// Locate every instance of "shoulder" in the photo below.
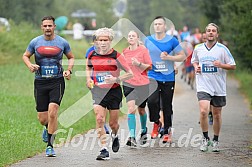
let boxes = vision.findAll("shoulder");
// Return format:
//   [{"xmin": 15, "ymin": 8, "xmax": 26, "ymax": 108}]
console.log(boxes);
[
  {"xmin": 145, "ymin": 35, "xmax": 154, "ymax": 42},
  {"xmin": 216, "ymin": 42, "xmax": 232, "ymax": 55},
  {"xmin": 30, "ymin": 35, "xmax": 43, "ymax": 43},
  {"xmin": 216, "ymin": 42, "xmax": 229, "ymax": 50},
  {"xmin": 55, "ymin": 35, "xmax": 69, "ymax": 43},
  {"xmin": 122, "ymin": 47, "xmax": 129, "ymax": 54},
  {"xmin": 138, "ymin": 45, "xmax": 148, "ymax": 52},
  {"xmin": 195, "ymin": 43, "xmax": 204, "ymax": 49}
]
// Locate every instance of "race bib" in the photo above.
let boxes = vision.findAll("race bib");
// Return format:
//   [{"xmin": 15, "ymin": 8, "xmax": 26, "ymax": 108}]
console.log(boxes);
[
  {"xmin": 96, "ymin": 72, "xmax": 111, "ymax": 85},
  {"xmin": 154, "ymin": 61, "xmax": 168, "ymax": 72},
  {"xmin": 202, "ymin": 64, "xmax": 218, "ymax": 73},
  {"xmin": 41, "ymin": 65, "xmax": 59, "ymax": 78}
]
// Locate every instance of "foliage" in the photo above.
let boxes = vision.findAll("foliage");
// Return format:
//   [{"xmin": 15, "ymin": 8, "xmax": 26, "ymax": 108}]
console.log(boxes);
[
  {"xmin": 0, "ymin": 0, "xmax": 59, "ymax": 25},
  {"xmin": 0, "ymin": 21, "xmax": 40, "ymax": 64},
  {"xmin": 233, "ymin": 69, "xmax": 252, "ymax": 109},
  {"xmin": 220, "ymin": 0, "xmax": 252, "ymax": 70},
  {"xmin": 199, "ymin": 0, "xmax": 224, "ymax": 25}
]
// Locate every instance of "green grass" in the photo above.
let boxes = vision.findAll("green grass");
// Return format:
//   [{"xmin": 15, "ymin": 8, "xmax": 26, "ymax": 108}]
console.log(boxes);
[
  {"xmin": 233, "ymin": 70, "xmax": 252, "ymax": 110},
  {"xmin": 0, "ymin": 63, "xmax": 96, "ymax": 166}
]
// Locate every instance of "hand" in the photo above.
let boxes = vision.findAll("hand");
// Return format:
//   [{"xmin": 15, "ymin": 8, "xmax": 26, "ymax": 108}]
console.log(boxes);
[
  {"xmin": 131, "ymin": 58, "xmax": 140, "ymax": 66},
  {"xmin": 160, "ymin": 52, "xmax": 169, "ymax": 60},
  {"xmin": 28, "ymin": 64, "xmax": 40, "ymax": 73},
  {"xmin": 174, "ymin": 68, "xmax": 178, "ymax": 75},
  {"xmin": 63, "ymin": 70, "xmax": 71, "ymax": 80},
  {"xmin": 104, "ymin": 75, "xmax": 116, "ymax": 84},
  {"xmin": 86, "ymin": 79, "xmax": 94, "ymax": 89},
  {"xmin": 195, "ymin": 65, "xmax": 201, "ymax": 74},
  {"xmin": 213, "ymin": 60, "xmax": 222, "ymax": 68}
]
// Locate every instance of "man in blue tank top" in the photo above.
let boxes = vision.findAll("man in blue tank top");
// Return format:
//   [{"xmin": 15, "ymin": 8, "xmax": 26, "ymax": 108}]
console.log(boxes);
[{"xmin": 22, "ymin": 16, "xmax": 74, "ymax": 157}]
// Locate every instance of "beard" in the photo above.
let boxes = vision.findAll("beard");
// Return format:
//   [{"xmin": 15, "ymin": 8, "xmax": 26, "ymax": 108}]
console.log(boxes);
[{"xmin": 45, "ymin": 31, "xmax": 52, "ymax": 37}]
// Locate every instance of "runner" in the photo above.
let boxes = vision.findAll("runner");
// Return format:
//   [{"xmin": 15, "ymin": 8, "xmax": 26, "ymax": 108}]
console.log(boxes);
[
  {"xmin": 191, "ymin": 23, "xmax": 236, "ymax": 152},
  {"xmin": 85, "ymin": 34, "xmax": 110, "ymax": 134},
  {"xmin": 122, "ymin": 30, "xmax": 152, "ymax": 147},
  {"xmin": 86, "ymin": 27, "xmax": 133, "ymax": 160},
  {"xmin": 145, "ymin": 16, "xmax": 185, "ymax": 143},
  {"xmin": 22, "ymin": 16, "xmax": 74, "ymax": 157}
]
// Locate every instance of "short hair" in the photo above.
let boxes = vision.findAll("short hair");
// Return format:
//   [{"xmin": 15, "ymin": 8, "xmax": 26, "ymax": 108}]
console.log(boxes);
[
  {"xmin": 94, "ymin": 27, "xmax": 114, "ymax": 41},
  {"xmin": 205, "ymin": 23, "xmax": 219, "ymax": 33},
  {"xmin": 153, "ymin": 16, "xmax": 166, "ymax": 23},
  {"xmin": 92, "ymin": 35, "xmax": 96, "ymax": 42},
  {"xmin": 41, "ymin": 16, "xmax": 55, "ymax": 23}
]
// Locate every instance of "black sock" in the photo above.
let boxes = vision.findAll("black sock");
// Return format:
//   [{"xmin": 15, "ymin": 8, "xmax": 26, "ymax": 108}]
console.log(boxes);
[
  {"xmin": 213, "ymin": 135, "xmax": 219, "ymax": 141},
  {"xmin": 47, "ymin": 133, "xmax": 55, "ymax": 147},
  {"xmin": 203, "ymin": 132, "xmax": 209, "ymax": 140}
]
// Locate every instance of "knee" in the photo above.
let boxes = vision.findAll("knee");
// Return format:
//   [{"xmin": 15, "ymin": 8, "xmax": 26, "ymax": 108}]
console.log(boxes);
[
  {"xmin": 128, "ymin": 106, "xmax": 136, "ymax": 114},
  {"xmin": 38, "ymin": 115, "xmax": 47, "ymax": 125},
  {"xmin": 213, "ymin": 113, "xmax": 221, "ymax": 120},
  {"xmin": 48, "ymin": 110, "xmax": 57, "ymax": 120},
  {"xmin": 200, "ymin": 110, "xmax": 209, "ymax": 118},
  {"xmin": 138, "ymin": 108, "xmax": 146, "ymax": 115},
  {"xmin": 96, "ymin": 114, "xmax": 105, "ymax": 125},
  {"xmin": 109, "ymin": 121, "xmax": 118, "ymax": 130}
]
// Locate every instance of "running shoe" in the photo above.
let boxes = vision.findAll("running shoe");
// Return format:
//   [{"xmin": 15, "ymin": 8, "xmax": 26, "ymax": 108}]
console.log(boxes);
[
  {"xmin": 111, "ymin": 134, "xmax": 120, "ymax": 152},
  {"xmin": 96, "ymin": 148, "xmax": 110, "ymax": 160},
  {"xmin": 151, "ymin": 122, "xmax": 160, "ymax": 139},
  {"xmin": 208, "ymin": 112, "xmax": 213, "ymax": 125},
  {"xmin": 104, "ymin": 124, "xmax": 110, "ymax": 134},
  {"xmin": 159, "ymin": 127, "xmax": 164, "ymax": 138},
  {"xmin": 126, "ymin": 137, "xmax": 137, "ymax": 148},
  {"xmin": 200, "ymin": 138, "xmax": 212, "ymax": 152},
  {"xmin": 162, "ymin": 133, "xmax": 172, "ymax": 143},
  {"xmin": 42, "ymin": 127, "xmax": 48, "ymax": 143},
  {"xmin": 45, "ymin": 146, "xmax": 56, "ymax": 157},
  {"xmin": 212, "ymin": 140, "xmax": 220, "ymax": 152},
  {"xmin": 140, "ymin": 127, "xmax": 148, "ymax": 145}
]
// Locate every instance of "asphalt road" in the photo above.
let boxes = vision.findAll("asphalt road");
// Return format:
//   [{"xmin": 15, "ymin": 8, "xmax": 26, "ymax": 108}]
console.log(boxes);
[{"xmin": 12, "ymin": 75, "xmax": 252, "ymax": 167}]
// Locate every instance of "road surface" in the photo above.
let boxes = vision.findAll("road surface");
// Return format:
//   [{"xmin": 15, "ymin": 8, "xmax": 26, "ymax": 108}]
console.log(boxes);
[{"xmin": 12, "ymin": 76, "xmax": 252, "ymax": 167}]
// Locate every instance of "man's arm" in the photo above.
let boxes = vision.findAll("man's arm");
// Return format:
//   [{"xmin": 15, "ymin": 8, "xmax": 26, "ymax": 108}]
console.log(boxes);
[
  {"xmin": 160, "ymin": 50, "xmax": 186, "ymax": 62},
  {"xmin": 63, "ymin": 51, "xmax": 74, "ymax": 80},
  {"xmin": 22, "ymin": 51, "xmax": 40, "ymax": 73},
  {"xmin": 213, "ymin": 61, "xmax": 236, "ymax": 70}
]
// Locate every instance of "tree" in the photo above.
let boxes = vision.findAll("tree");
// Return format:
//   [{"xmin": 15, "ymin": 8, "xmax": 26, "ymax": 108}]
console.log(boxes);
[{"xmin": 220, "ymin": 0, "xmax": 252, "ymax": 70}]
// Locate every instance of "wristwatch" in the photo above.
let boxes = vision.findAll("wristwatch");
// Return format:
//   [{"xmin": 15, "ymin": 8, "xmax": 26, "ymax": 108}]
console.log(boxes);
[{"xmin": 116, "ymin": 77, "xmax": 121, "ymax": 83}]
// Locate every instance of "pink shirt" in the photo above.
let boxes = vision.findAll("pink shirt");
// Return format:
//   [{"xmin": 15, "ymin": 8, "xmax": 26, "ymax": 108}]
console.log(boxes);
[{"xmin": 123, "ymin": 45, "xmax": 152, "ymax": 86}]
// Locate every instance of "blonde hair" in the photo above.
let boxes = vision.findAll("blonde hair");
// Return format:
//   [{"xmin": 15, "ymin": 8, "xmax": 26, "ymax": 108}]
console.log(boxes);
[{"xmin": 94, "ymin": 27, "xmax": 115, "ymax": 41}]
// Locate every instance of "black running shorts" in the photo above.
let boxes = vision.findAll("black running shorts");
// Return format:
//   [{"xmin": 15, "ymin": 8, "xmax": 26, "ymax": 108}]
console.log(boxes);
[
  {"xmin": 34, "ymin": 77, "xmax": 65, "ymax": 112},
  {"xmin": 91, "ymin": 86, "xmax": 122, "ymax": 110}
]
